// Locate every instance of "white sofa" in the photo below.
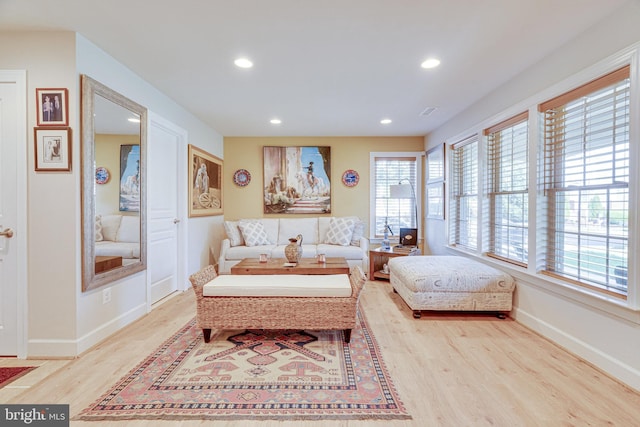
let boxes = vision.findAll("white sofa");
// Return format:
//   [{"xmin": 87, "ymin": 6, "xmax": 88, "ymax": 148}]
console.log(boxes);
[
  {"xmin": 95, "ymin": 214, "xmax": 140, "ymax": 264},
  {"xmin": 218, "ymin": 217, "xmax": 369, "ymax": 274}
]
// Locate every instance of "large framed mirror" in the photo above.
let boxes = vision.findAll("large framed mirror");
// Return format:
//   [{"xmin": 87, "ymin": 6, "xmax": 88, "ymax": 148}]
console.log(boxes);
[{"xmin": 81, "ymin": 74, "xmax": 147, "ymax": 292}]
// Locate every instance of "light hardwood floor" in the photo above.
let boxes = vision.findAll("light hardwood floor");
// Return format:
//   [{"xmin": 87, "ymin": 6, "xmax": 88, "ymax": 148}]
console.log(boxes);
[{"xmin": 3, "ymin": 280, "xmax": 640, "ymax": 426}]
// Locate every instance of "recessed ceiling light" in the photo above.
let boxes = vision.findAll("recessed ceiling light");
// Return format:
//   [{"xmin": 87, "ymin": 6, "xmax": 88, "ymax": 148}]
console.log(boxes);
[
  {"xmin": 421, "ymin": 58, "xmax": 441, "ymax": 69},
  {"xmin": 380, "ymin": 118, "xmax": 392, "ymax": 125},
  {"xmin": 234, "ymin": 58, "xmax": 253, "ymax": 68},
  {"xmin": 270, "ymin": 118, "xmax": 282, "ymax": 124}
]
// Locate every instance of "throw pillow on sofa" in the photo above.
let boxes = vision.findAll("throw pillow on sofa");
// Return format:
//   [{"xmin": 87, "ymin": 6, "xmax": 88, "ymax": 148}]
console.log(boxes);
[
  {"xmin": 95, "ymin": 215, "xmax": 104, "ymax": 242},
  {"xmin": 324, "ymin": 217, "xmax": 356, "ymax": 246},
  {"xmin": 224, "ymin": 221, "xmax": 245, "ymax": 247},
  {"xmin": 350, "ymin": 218, "xmax": 365, "ymax": 246},
  {"xmin": 100, "ymin": 214, "xmax": 123, "ymax": 242},
  {"xmin": 238, "ymin": 220, "xmax": 271, "ymax": 247}
]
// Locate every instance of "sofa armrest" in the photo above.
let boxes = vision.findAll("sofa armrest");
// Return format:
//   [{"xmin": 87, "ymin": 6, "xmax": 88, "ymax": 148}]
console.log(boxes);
[
  {"xmin": 357, "ymin": 236, "xmax": 369, "ymax": 252},
  {"xmin": 218, "ymin": 238, "xmax": 231, "ymax": 266}
]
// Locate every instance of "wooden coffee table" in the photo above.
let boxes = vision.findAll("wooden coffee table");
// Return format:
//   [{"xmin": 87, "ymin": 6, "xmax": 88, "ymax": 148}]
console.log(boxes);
[{"xmin": 231, "ymin": 257, "xmax": 349, "ymax": 275}]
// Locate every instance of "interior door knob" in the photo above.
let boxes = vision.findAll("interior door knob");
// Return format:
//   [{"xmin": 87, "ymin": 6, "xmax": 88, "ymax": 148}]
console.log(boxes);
[
  {"xmin": 173, "ymin": 218, "xmax": 180, "ymax": 224},
  {"xmin": 0, "ymin": 228, "xmax": 14, "ymax": 238}
]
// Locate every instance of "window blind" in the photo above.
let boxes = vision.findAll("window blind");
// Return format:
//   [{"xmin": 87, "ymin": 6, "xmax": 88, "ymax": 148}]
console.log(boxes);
[
  {"xmin": 485, "ymin": 112, "xmax": 529, "ymax": 266},
  {"xmin": 373, "ymin": 156, "xmax": 419, "ymax": 237},
  {"xmin": 539, "ymin": 66, "xmax": 630, "ymax": 296},
  {"xmin": 449, "ymin": 135, "xmax": 478, "ymax": 250}
]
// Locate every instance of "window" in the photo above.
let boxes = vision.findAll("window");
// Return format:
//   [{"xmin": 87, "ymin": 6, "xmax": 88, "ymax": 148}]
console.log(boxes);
[
  {"xmin": 370, "ymin": 153, "xmax": 422, "ymax": 238},
  {"xmin": 485, "ymin": 112, "xmax": 529, "ymax": 266},
  {"xmin": 449, "ymin": 136, "xmax": 478, "ymax": 250},
  {"xmin": 538, "ymin": 66, "xmax": 630, "ymax": 297}
]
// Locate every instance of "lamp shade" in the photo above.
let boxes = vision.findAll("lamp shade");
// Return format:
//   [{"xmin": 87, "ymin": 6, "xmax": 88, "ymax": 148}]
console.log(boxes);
[{"xmin": 389, "ymin": 184, "xmax": 413, "ymax": 199}]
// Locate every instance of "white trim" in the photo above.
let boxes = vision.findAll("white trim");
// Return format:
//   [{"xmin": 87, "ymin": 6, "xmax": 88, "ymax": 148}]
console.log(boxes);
[
  {"xmin": 369, "ymin": 151, "xmax": 424, "ymax": 240},
  {"xmin": 27, "ymin": 302, "xmax": 147, "ymax": 357},
  {"xmin": 513, "ymin": 305, "xmax": 640, "ymax": 391}
]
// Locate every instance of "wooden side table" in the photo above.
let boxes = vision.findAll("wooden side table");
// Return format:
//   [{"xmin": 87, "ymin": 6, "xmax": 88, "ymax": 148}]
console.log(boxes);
[{"xmin": 369, "ymin": 247, "xmax": 421, "ymax": 281}]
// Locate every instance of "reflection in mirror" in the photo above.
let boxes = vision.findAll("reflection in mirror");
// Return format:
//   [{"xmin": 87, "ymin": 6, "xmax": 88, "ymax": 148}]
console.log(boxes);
[{"xmin": 81, "ymin": 75, "xmax": 147, "ymax": 292}]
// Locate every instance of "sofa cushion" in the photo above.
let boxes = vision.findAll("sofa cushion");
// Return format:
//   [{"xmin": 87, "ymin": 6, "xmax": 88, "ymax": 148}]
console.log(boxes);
[
  {"xmin": 100, "ymin": 214, "xmax": 123, "ymax": 241},
  {"xmin": 95, "ymin": 241, "xmax": 140, "ymax": 258},
  {"xmin": 260, "ymin": 218, "xmax": 280, "ymax": 244},
  {"xmin": 238, "ymin": 220, "xmax": 271, "ymax": 246},
  {"xmin": 224, "ymin": 221, "xmax": 245, "ymax": 247},
  {"xmin": 317, "ymin": 243, "xmax": 364, "ymax": 260},
  {"xmin": 203, "ymin": 274, "xmax": 352, "ymax": 297},
  {"xmin": 225, "ymin": 245, "xmax": 276, "ymax": 260},
  {"xmin": 324, "ymin": 217, "xmax": 356, "ymax": 246},
  {"xmin": 116, "ymin": 215, "xmax": 140, "ymax": 243},
  {"xmin": 277, "ymin": 218, "xmax": 319, "ymax": 245}
]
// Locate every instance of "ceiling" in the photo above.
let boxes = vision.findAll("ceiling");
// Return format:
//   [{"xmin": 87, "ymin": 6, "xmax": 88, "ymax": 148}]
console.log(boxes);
[{"xmin": 0, "ymin": 0, "xmax": 630, "ymax": 137}]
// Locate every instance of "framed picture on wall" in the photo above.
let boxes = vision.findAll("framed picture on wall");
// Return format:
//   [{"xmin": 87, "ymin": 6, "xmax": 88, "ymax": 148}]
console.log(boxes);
[
  {"xmin": 34, "ymin": 126, "xmax": 71, "ymax": 171},
  {"xmin": 263, "ymin": 146, "xmax": 331, "ymax": 214},
  {"xmin": 189, "ymin": 144, "xmax": 223, "ymax": 217},
  {"xmin": 119, "ymin": 145, "xmax": 141, "ymax": 212},
  {"xmin": 36, "ymin": 88, "xmax": 68, "ymax": 126}
]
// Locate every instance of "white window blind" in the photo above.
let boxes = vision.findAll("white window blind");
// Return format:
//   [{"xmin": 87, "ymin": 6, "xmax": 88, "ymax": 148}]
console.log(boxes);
[
  {"xmin": 372, "ymin": 155, "xmax": 420, "ymax": 237},
  {"xmin": 485, "ymin": 112, "xmax": 529, "ymax": 266},
  {"xmin": 449, "ymin": 136, "xmax": 478, "ymax": 250},
  {"xmin": 539, "ymin": 66, "xmax": 630, "ymax": 297}
]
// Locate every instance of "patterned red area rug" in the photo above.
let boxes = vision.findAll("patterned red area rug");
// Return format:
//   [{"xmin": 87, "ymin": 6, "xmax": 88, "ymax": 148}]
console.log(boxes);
[
  {"xmin": 0, "ymin": 366, "xmax": 36, "ymax": 388},
  {"xmin": 76, "ymin": 311, "xmax": 410, "ymax": 421}
]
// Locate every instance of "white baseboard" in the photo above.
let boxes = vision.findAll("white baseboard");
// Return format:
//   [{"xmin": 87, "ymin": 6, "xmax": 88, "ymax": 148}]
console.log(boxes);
[
  {"xmin": 27, "ymin": 303, "xmax": 147, "ymax": 358},
  {"xmin": 513, "ymin": 307, "xmax": 640, "ymax": 392}
]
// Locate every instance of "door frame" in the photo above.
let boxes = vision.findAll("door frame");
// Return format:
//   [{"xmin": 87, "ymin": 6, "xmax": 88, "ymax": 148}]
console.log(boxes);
[
  {"xmin": 145, "ymin": 111, "xmax": 188, "ymax": 311},
  {"xmin": 1, "ymin": 70, "xmax": 28, "ymax": 358}
]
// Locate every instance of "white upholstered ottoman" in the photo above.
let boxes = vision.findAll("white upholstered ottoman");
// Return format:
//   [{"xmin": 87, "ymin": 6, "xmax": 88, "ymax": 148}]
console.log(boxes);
[{"xmin": 388, "ymin": 256, "xmax": 515, "ymax": 318}]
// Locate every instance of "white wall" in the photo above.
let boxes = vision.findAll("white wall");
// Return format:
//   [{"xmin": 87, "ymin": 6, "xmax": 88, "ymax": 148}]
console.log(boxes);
[
  {"xmin": 0, "ymin": 30, "xmax": 223, "ymax": 357},
  {"xmin": 75, "ymin": 34, "xmax": 224, "ymax": 354},
  {"xmin": 424, "ymin": 1, "xmax": 640, "ymax": 390}
]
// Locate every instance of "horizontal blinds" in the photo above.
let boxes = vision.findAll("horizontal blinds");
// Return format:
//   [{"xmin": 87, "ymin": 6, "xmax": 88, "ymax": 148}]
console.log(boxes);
[
  {"xmin": 485, "ymin": 113, "xmax": 529, "ymax": 265},
  {"xmin": 374, "ymin": 156, "xmax": 418, "ymax": 236},
  {"xmin": 449, "ymin": 135, "xmax": 478, "ymax": 250},
  {"xmin": 540, "ymin": 68, "xmax": 630, "ymax": 296}
]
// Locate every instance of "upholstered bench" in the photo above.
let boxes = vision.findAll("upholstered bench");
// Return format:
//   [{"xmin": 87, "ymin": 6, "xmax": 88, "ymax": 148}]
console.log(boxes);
[
  {"xmin": 189, "ymin": 266, "xmax": 366, "ymax": 343},
  {"xmin": 388, "ymin": 256, "xmax": 515, "ymax": 319}
]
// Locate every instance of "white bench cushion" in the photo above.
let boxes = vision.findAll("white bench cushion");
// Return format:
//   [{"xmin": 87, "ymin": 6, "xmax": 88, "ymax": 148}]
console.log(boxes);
[{"xmin": 203, "ymin": 274, "xmax": 352, "ymax": 297}]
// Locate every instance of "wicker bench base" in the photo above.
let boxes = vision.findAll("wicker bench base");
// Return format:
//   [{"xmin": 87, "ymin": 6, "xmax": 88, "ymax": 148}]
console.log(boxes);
[{"xmin": 189, "ymin": 266, "xmax": 366, "ymax": 343}]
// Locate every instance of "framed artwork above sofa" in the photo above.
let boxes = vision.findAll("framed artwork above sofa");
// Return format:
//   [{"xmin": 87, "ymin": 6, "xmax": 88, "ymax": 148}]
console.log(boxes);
[{"xmin": 263, "ymin": 146, "xmax": 331, "ymax": 214}]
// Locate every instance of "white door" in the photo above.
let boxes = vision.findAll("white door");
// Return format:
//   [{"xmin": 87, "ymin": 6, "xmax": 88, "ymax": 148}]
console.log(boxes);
[
  {"xmin": 147, "ymin": 112, "xmax": 186, "ymax": 305},
  {"xmin": 0, "ymin": 71, "xmax": 27, "ymax": 356}
]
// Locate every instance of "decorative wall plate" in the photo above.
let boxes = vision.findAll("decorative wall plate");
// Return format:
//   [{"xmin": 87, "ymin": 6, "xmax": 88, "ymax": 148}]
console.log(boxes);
[
  {"xmin": 233, "ymin": 169, "xmax": 251, "ymax": 187},
  {"xmin": 342, "ymin": 169, "xmax": 359, "ymax": 187},
  {"xmin": 95, "ymin": 167, "xmax": 110, "ymax": 184}
]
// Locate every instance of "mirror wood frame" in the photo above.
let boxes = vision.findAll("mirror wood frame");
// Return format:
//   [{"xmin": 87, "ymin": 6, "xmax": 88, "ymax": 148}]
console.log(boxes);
[{"xmin": 81, "ymin": 74, "xmax": 148, "ymax": 292}]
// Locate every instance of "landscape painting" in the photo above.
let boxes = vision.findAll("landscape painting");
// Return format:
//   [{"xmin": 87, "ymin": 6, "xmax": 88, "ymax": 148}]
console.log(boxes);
[{"xmin": 263, "ymin": 146, "xmax": 331, "ymax": 214}]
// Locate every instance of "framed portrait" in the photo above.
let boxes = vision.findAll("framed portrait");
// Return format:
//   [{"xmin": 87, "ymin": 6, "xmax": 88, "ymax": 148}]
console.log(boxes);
[
  {"xmin": 427, "ymin": 182, "xmax": 445, "ymax": 219},
  {"xmin": 34, "ymin": 127, "xmax": 71, "ymax": 171},
  {"xmin": 119, "ymin": 145, "xmax": 141, "ymax": 212},
  {"xmin": 189, "ymin": 144, "xmax": 223, "ymax": 217},
  {"xmin": 36, "ymin": 88, "xmax": 68, "ymax": 126},
  {"xmin": 263, "ymin": 146, "xmax": 331, "ymax": 214},
  {"xmin": 427, "ymin": 142, "xmax": 445, "ymax": 183}
]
